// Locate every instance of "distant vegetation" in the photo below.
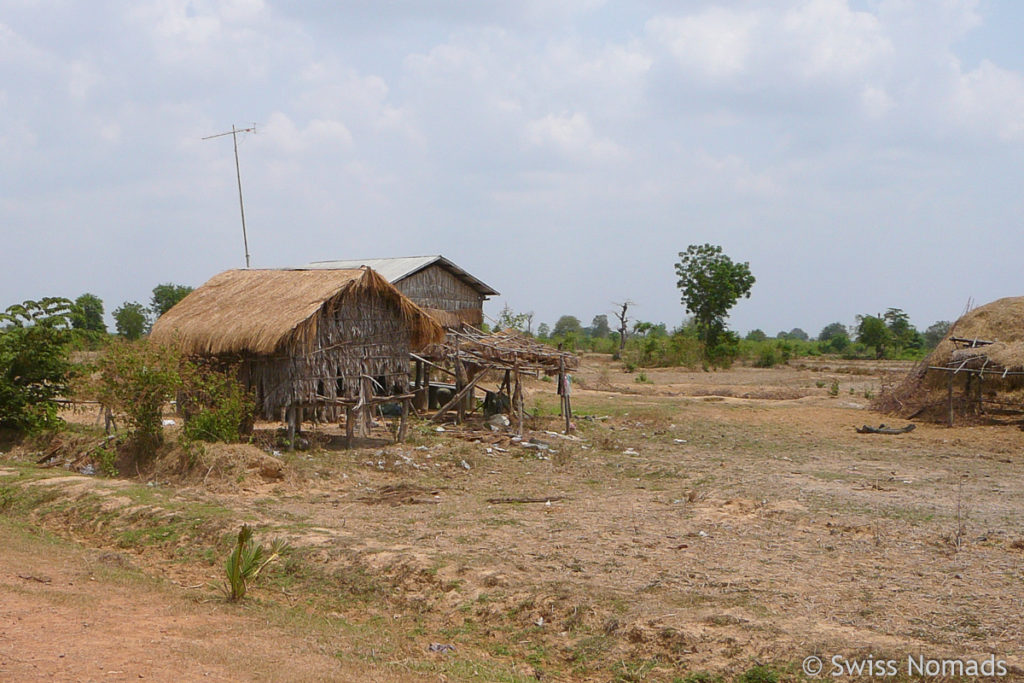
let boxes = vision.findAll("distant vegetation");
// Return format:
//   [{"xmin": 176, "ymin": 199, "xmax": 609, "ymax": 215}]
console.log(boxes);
[
  {"xmin": 495, "ymin": 248, "xmax": 947, "ymax": 370},
  {"xmin": 515, "ymin": 306, "xmax": 947, "ymax": 371}
]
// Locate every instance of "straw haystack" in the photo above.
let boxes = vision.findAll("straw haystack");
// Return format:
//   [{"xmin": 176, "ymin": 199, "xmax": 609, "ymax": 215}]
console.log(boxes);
[
  {"xmin": 878, "ymin": 296, "xmax": 1024, "ymax": 423},
  {"xmin": 151, "ymin": 267, "xmax": 444, "ymax": 418}
]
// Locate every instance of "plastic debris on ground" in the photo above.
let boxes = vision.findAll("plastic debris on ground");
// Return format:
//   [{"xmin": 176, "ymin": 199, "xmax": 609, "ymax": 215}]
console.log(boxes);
[{"xmin": 428, "ymin": 643, "xmax": 455, "ymax": 653}]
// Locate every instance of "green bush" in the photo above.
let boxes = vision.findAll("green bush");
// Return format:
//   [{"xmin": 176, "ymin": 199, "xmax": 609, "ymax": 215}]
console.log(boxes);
[
  {"xmin": 753, "ymin": 345, "xmax": 779, "ymax": 368},
  {"xmin": 0, "ymin": 298, "xmax": 74, "ymax": 432},
  {"xmin": 735, "ymin": 665, "xmax": 779, "ymax": 683},
  {"xmin": 95, "ymin": 339, "xmax": 181, "ymax": 452},
  {"xmin": 180, "ymin": 361, "xmax": 255, "ymax": 443}
]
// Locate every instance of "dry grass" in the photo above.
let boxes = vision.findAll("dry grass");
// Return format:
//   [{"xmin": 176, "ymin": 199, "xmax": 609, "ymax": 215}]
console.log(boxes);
[{"xmin": 5, "ymin": 355, "xmax": 1024, "ymax": 680}]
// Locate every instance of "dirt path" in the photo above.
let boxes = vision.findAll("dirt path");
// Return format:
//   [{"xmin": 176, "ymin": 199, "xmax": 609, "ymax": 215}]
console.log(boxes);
[{"xmin": 0, "ymin": 520, "xmax": 400, "ymax": 682}]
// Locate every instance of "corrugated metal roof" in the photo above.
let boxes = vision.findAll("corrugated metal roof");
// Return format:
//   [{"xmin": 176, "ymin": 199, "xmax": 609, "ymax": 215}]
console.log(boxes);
[{"xmin": 301, "ymin": 255, "xmax": 499, "ymax": 297}]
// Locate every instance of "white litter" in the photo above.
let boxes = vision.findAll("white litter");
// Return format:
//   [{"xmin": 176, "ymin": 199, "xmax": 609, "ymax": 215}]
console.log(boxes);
[{"xmin": 162, "ymin": 419, "xmax": 176, "ymax": 426}]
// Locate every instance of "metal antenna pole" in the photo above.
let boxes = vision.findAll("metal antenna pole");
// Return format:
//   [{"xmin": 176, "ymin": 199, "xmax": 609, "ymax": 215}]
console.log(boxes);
[{"xmin": 203, "ymin": 124, "xmax": 256, "ymax": 268}]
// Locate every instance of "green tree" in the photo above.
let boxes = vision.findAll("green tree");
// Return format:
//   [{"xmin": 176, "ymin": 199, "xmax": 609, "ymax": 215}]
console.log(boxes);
[
  {"xmin": 745, "ymin": 329, "xmax": 767, "ymax": 342},
  {"xmin": 495, "ymin": 303, "xmax": 531, "ymax": 332},
  {"xmin": 923, "ymin": 320, "xmax": 951, "ymax": 348},
  {"xmin": 788, "ymin": 327, "xmax": 808, "ymax": 341},
  {"xmin": 675, "ymin": 244, "xmax": 755, "ymax": 350},
  {"xmin": 150, "ymin": 283, "xmax": 194, "ymax": 319},
  {"xmin": 553, "ymin": 315, "xmax": 583, "ymax": 338},
  {"xmin": 883, "ymin": 307, "xmax": 921, "ymax": 351},
  {"xmin": 825, "ymin": 333, "xmax": 850, "ymax": 353},
  {"xmin": 536, "ymin": 322, "xmax": 551, "ymax": 339},
  {"xmin": 114, "ymin": 302, "xmax": 149, "ymax": 340},
  {"xmin": 589, "ymin": 314, "xmax": 611, "ymax": 338},
  {"xmin": 0, "ymin": 298, "xmax": 74, "ymax": 431},
  {"xmin": 856, "ymin": 315, "xmax": 890, "ymax": 359},
  {"xmin": 818, "ymin": 322, "xmax": 848, "ymax": 342},
  {"xmin": 70, "ymin": 293, "xmax": 107, "ymax": 333}
]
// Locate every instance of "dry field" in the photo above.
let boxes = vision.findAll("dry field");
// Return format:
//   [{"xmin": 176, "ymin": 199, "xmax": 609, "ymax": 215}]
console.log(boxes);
[{"xmin": 2, "ymin": 355, "xmax": 1024, "ymax": 682}]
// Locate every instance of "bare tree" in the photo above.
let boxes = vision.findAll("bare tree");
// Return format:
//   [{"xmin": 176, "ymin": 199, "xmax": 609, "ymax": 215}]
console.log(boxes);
[{"xmin": 612, "ymin": 300, "xmax": 634, "ymax": 359}]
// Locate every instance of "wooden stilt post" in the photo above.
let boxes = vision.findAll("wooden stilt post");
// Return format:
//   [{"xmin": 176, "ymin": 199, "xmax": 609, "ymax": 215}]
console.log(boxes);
[
  {"xmin": 397, "ymin": 397, "xmax": 410, "ymax": 443},
  {"xmin": 557, "ymin": 343, "xmax": 565, "ymax": 417},
  {"xmin": 977, "ymin": 373, "xmax": 984, "ymax": 415},
  {"xmin": 360, "ymin": 374, "xmax": 372, "ymax": 436},
  {"xmin": 513, "ymin": 354, "xmax": 524, "ymax": 438},
  {"xmin": 947, "ymin": 371, "xmax": 955, "ymax": 427},
  {"xmin": 286, "ymin": 405, "xmax": 296, "ymax": 451},
  {"xmin": 345, "ymin": 406, "xmax": 354, "ymax": 448},
  {"xmin": 564, "ymin": 392, "xmax": 572, "ymax": 434},
  {"xmin": 454, "ymin": 338, "xmax": 466, "ymax": 425}
]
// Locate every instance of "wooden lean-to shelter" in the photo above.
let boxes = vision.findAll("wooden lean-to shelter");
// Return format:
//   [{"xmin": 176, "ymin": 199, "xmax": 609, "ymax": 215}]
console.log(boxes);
[
  {"xmin": 302, "ymin": 255, "xmax": 498, "ymax": 328},
  {"xmin": 877, "ymin": 296, "xmax": 1024, "ymax": 425},
  {"xmin": 149, "ymin": 267, "xmax": 444, "ymax": 443}
]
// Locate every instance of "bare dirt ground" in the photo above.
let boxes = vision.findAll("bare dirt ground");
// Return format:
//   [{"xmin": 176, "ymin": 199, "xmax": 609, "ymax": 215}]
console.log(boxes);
[{"xmin": 3, "ymin": 355, "xmax": 1024, "ymax": 681}]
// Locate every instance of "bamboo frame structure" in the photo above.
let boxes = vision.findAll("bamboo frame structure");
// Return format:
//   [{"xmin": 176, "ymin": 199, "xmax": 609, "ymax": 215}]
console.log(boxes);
[{"xmin": 418, "ymin": 327, "xmax": 579, "ymax": 433}]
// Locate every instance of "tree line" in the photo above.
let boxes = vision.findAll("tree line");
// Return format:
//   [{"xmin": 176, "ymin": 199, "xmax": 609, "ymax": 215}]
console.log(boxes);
[
  {"xmin": 496, "ymin": 244, "xmax": 951, "ymax": 367},
  {"xmin": 55, "ymin": 283, "xmax": 194, "ymax": 343}
]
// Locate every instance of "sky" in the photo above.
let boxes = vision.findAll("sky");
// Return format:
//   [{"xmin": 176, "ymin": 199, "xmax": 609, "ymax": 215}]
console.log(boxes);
[{"xmin": 2, "ymin": 0, "xmax": 1023, "ymax": 337}]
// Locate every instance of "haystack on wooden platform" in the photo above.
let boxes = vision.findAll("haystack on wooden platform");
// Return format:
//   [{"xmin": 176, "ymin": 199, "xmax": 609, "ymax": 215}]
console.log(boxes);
[
  {"xmin": 150, "ymin": 267, "xmax": 444, "ymax": 442},
  {"xmin": 878, "ymin": 297, "xmax": 1024, "ymax": 425},
  {"xmin": 302, "ymin": 255, "xmax": 498, "ymax": 328}
]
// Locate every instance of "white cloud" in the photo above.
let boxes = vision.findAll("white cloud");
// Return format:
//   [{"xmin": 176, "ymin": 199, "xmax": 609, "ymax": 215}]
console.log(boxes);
[
  {"xmin": 259, "ymin": 112, "xmax": 353, "ymax": 154},
  {"xmin": 861, "ymin": 85, "xmax": 894, "ymax": 119},
  {"xmin": 646, "ymin": 8, "xmax": 758, "ymax": 80},
  {"xmin": 67, "ymin": 60, "xmax": 100, "ymax": 100},
  {"xmin": 647, "ymin": 1, "xmax": 891, "ymax": 84},
  {"xmin": 950, "ymin": 60, "xmax": 1024, "ymax": 140},
  {"xmin": 526, "ymin": 111, "xmax": 624, "ymax": 160},
  {"xmin": 782, "ymin": 0, "xmax": 892, "ymax": 79}
]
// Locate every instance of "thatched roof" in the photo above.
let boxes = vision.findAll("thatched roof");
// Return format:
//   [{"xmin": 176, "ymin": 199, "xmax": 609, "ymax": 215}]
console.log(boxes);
[{"xmin": 150, "ymin": 267, "xmax": 444, "ymax": 356}]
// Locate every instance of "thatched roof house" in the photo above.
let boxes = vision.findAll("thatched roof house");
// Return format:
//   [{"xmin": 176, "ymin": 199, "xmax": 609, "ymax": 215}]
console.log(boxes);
[
  {"xmin": 301, "ymin": 255, "xmax": 498, "ymax": 328},
  {"xmin": 878, "ymin": 296, "xmax": 1024, "ymax": 423},
  {"xmin": 150, "ymin": 267, "xmax": 444, "ymax": 418}
]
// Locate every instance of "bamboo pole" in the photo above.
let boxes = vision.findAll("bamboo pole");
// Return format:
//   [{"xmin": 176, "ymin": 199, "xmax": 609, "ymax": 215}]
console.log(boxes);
[
  {"xmin": 947, "ymin": 371, "xmax": 954, "ymax": 427},
  {"xmin": 455, "ymin": 337, "xmax": 466, "ymax": 424},
  {"xmin": 397, "ymin": 397, "xmax": 410, "ymax": 443},
  {"xmin": 345, "ymin": 406, "xmax": 354, "ymax": 448},
  {"xmin": 286, "ymin": 405, "xmax": 296, "ymax": 451},
  {"xmin": 514, "ymin": 354, "xmax": 524, "ymax": 438}
]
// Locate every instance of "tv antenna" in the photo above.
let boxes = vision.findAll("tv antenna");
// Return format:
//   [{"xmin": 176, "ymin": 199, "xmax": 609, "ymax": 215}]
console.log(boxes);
[{"xmin": 203, "ymin": 124, "xmax": 256, "ymax": 268}]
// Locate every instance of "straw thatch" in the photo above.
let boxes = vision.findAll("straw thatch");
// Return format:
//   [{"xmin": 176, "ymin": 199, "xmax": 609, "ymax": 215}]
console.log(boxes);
[
  {"xmin": 151, "ymin": 267, "xmax": 443, "ymax": 355},
  {"xmin": 151, "ymin": 267, "xmax": 444, "ymax": 417},
  {"xmin": 877, "ymin": 296, "xmax": 1024, "ymax": 421}
]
